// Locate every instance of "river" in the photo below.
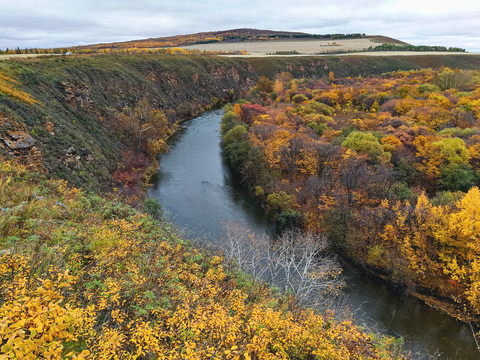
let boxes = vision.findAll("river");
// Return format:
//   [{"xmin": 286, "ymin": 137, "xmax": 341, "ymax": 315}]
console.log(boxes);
[{"xmin": 148, "ymin": 109, "xmax": 478, "ymax": 359}]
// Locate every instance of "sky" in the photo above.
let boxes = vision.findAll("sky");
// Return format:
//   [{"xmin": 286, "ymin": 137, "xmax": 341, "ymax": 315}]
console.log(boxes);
[{"xmin": 1, "ymin": 0, "xmax": 479, "ymax": 52}]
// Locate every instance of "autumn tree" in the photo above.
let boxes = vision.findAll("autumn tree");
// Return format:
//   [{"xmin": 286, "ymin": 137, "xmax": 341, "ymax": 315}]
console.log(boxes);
[
  {"xmin": 328, "ymin": 71, "xmax": 335, "ymax": 83},
  {"xmin": 275, "ymin": 71, "xmax": 293, "ymax": 88},
  {"xmin": 255, "ymin": 76, "xmax": 273, "ymax": 93},
  {"xmin": 342, "ymin": 131, "xmax": 391, "ymax": 164},
  {"xmin": 122, "ymin": 98, "xmax": 169, "ymax": 157},
  {"xmin": 273, "ymin": 79, "xmax": 284, "ymax": 95},
  {"xmin": 433, "ymin": 67, "xmax": 472, "ymax": 90}
]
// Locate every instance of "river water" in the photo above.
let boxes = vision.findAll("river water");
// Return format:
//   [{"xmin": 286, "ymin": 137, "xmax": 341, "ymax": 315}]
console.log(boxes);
[{"xmin": 148, "ymin": 109, "xmax": 478, "ymax": 359}]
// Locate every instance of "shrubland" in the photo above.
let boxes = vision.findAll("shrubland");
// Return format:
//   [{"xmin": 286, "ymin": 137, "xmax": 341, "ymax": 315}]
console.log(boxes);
[
  {"xmin": 0, "ymin": 53, "xmax": 479, "ymax": 205},
  {"xmin": 0, "ymin": 159, "xmax": 406, "ymax": 359}
]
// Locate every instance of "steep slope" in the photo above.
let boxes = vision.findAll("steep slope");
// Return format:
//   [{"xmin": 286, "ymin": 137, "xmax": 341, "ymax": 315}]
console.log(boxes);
[
  {"xmin": 0, "ymin": 54, "xmax": 256, "ymax": 196},
  {"xmin": 1, "ymin": 53, "xmax": 480, "ymax": 199}
]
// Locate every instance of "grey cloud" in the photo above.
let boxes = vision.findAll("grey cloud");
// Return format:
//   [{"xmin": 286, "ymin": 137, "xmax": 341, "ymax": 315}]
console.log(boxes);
[{"xmin": 0, "ymin": 0, "xmax": 479, "ymax": 51}]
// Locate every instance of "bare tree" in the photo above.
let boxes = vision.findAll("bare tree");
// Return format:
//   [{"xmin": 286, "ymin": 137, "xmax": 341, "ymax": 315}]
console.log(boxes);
[
  {"xmin": 223, "ymin": 221, "xmax": 345, "ymax": 311},
  {"xmin": 223, "ymin": 221, "xmax": 270, "ymax": 280}
]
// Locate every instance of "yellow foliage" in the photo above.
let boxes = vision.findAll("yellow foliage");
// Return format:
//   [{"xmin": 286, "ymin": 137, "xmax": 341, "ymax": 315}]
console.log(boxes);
[
  {"xmin": 428, "ymin": 93, "xmax": 453, "ymax": 109},
  {"xmin": 381, "ymin": 135, "xmax": 402, "ymax": 153},
  {"xmin": 0, "ymin": 159, "xmax": 399, "ymax": 359},
  {"xmin": 263, "ymin": 129, "xmax": 292, "ymax": 169},
  {"xmin": 413, "ymin": 135, "xmax": 443, "ymax": 179},
  {"xmin": 393, "ymin": 99, "xmax": 414, "ymax": 115},
  {"xmin": 273, "ymin": 79, "xmax": 283, "ymax": 94},
  {"xmin": 232, "ymin": 103, "xmax": 242, "ymax": 117},
  {"xmin": 0, "ymin": 257, "xmax": 84, "ymax": 360},
  {"xmin": 0, "ymin": 71, "xmax": 38, "ymax": 105}
]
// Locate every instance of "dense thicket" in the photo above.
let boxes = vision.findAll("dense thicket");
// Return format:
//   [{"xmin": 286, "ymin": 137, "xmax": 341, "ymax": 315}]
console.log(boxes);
[{"xmin": 221, "ymin": 68, "xmax": 480, "ymax": 322}]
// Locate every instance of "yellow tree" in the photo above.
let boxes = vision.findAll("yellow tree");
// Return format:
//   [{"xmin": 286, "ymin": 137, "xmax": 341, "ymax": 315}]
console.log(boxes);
[
  {"xmin": 262, "ymin": 129, "xmax": 292, "ymax": 170},
  {"xmin": 379, "ymin": 195, "xmax": 438, "ymax": 281},
  {"xmin": 328, "ymin": 71, "xmax": 335, "ymax": 83},
  {"xmin": 123, "ymin": 98, "xmax": 169, "ymax": 156},
  {"xmin": 432, "ymin": 187, "xmax": 480, "ymax": 310},
  {"xmin": 435, "ymin": 187, "xmax": 480, "ymax": 276},
  {"xmin": 273, "ymin": 79, "xmax": 284, "ymax": 94},
  {"xmin": 413, "ymin": 135, "xmax": 442, "ymax": 186},
  {"xmin": 232, "ymin": 103, "xmax": 242, "ymax": 117}
]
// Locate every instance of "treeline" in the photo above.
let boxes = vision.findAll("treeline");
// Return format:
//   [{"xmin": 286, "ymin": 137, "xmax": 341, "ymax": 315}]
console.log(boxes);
[
  {"xmin": 368, "ymin": 43, "xmax": 466, "ymax": 52},
  {"xmin": 0, "ymin": 47, "xmax": 69, "ymax": 55},
  {"xmin": 0, "ymin": 46, "xmax": 248, "ymax": 56},
  {"xmin": 221, "ymin": 68, "xmax": 480, "ymax": 322},
  {"xmin": 221, "ymin": 33, "xmax": 366, "ymax": 42}
]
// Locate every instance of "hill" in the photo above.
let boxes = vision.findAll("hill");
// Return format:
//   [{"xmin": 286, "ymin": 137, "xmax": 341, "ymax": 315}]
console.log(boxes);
[
  {"xmin": 2, "ymin": 29, "xmax": 465, "ymax": 58},
  {"xmin": 78, "ymin": 28, "xmax": 371, "ymax": 51},
  {"xmin": 71, "ymin": 29, "xmax": 464, "ymax": 57}
]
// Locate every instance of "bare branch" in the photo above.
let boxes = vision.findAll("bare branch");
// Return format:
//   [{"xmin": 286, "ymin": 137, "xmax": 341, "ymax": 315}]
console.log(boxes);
[{"xmin": 222, "ymin": 221, "xmax": 346, "ymax": 312}]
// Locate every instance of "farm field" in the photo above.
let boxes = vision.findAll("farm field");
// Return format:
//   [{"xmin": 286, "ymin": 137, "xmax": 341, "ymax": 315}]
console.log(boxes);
[
  {"xmin": 223, "ymin": 51, "xmax": 480, "ymax": 58},
  {"xmin": 181, "ymin": 38, "xmax": 381, "ymax": 55},
  {"xmin": 0, "ymin": 53, "xmax": 61, "ymax": 60}
]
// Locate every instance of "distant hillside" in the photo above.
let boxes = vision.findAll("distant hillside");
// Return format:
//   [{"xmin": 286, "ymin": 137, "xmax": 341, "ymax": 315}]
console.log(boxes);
[
  {"xmin": 0, "ymin": 29, "xmax": 415, "ymax": 57},
  {"xmin": 368, "ymin": 35, "xmax": 410, "ymax": 46},
  {"xmin": 78, "ymin": 28, "xmax": 372, "ymax": 51}
]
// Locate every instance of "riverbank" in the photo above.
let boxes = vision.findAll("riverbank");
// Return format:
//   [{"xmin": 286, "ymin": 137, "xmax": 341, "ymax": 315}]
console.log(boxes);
[
  {"xmin": 218, "ymin": 68, "xmax": 480, "ymax": 329},
  {"xmin": 355, "ymin": 258, "xmax": 477, "ymax": 323},
  {"xmin": 150, "ymin": 109, "xmax": 479, "ymax": 358}
]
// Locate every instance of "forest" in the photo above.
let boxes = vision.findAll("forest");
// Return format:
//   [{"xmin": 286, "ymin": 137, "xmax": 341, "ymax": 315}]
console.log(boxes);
[{"xmin": 221, "ymin": 67, "xmax": 480, "ymax": 321}]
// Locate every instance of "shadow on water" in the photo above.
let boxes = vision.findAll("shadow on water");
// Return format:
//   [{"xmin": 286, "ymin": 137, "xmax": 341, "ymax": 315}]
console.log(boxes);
[{"xmin": 148, "ymin": 109, "xmax": 478, "ymax": 360}]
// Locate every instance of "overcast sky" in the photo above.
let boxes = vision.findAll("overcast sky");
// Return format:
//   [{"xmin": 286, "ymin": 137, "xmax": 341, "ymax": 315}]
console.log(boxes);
[{"xmin": 1, "ymin": 0, "xmax": 479, "ymax": 52}]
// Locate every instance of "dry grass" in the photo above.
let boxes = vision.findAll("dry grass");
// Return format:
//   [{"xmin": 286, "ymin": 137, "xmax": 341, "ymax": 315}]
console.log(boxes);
[
  {"xmin": 182, "ymin": 38, "xmax": 382, "ymax": 55},
  {"xmin": 0, "ymin": 53, "xmax": 61, "ymax": 61}
]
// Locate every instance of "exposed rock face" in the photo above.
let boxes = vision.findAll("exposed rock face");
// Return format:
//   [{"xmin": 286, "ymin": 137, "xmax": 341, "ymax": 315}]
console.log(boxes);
[
  {"xmin": 159, "ymin": 71, "xmax": 179, "ymax": 85},
  {"xmin": 0, "ymin": 116, "xmax": 45, "ymax": 172},
  {"xmin": 63, "ymin": 82, "xmax": 99, "ymax": 116},
  {"xmin": 4, "ymin": 131, "xmax": 35, "ymax": 149},
  {"xmin": 1, "ymin": 118, "xmax": 35, "ymax": 151}
]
